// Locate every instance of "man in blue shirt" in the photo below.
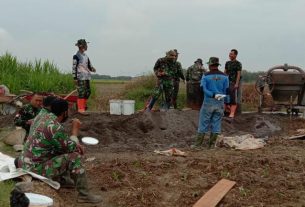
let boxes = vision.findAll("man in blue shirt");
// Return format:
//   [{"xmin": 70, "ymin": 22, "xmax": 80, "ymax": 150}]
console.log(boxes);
[{"xmin": 193, "ymin": 57, "xmax": 229, "ymax": 149}]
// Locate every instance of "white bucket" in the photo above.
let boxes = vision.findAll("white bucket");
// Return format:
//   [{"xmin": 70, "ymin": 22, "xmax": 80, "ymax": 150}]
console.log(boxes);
[
  {"xmin": 122, "ymin": 100, "xmax": 135, "ymax": 115},
  {"xmin": 109, "ymin": 100, "xmax": 122, "ymax": 115}
]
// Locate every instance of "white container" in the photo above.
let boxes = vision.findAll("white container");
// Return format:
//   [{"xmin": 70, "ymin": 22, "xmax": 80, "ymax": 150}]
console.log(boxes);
[
  {"xmin": 25, "ymin": 193, "xmax": 53, "ymax": 207},
  {"xmin": 109, "ymin": 100, "xmax": 122, "ymax": 115},
  {"xmin": 122, "ymin": 100, "xmax": 135, "ymax": 115}
]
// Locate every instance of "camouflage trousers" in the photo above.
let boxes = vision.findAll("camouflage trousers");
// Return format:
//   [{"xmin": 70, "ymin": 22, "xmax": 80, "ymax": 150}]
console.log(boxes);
[
  {"xmin": 151, "ymin": 78, "xmax": 174, "ymax": 106},
  {"xmin": 77, "ymin": 80, "xmax": 91, "ymax": 99},
  {"xmin": 172, "ymin": 79, "xmax": 180, "ymax": 108},
  {"xmin": 23, "ymin": 152, "xmax": 84, "ymax": 178}
]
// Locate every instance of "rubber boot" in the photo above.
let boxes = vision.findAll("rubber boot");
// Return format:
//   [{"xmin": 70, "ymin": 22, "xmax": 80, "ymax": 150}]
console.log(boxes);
[
  {"xmin": 75, "ymin": 172, "xmax": 102, "ymax": 203},
  {"xmin": 208, "ymin": 133, "xmax": 218, "ymax": 149},
  {"xmin": 84, "ymin": 99, "xmax": 88, "ymax": 111},
  {"xmin": 77, "ymin": 99, "xmax": 89, "ymax": 116},
  {"xmin": 229, "ymin": 104, "xmax": 237, "ymax": 118},
  {"xmin": 191, "ymin": 133, "xmax": 205, "ymax": 149},
  {"xmin": 146, "ymin": 97, "xmax": 157, "ymax": 111},
  {"xmin": 60, "ymin": 171, "xmax": 75, "ymax": 188}
]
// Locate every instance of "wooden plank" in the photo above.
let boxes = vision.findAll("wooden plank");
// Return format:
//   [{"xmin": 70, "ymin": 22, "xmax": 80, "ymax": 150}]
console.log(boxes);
[
  {"xmin": 286, "ymin": 134, "xmax": 305, "ymax": 140},
  {"xmin": 193, "ymin": 179, "xmax": 236, "ymax": 207}
]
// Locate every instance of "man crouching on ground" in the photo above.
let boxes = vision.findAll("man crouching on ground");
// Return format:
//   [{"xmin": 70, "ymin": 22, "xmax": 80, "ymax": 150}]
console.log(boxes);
[
  {"xmin": 17, "ymin": 99, "xmax": 102, "ymax": 203},
  {"xmin": 192, "ymin": 57, "xmax": 229, "ymax": 149}
]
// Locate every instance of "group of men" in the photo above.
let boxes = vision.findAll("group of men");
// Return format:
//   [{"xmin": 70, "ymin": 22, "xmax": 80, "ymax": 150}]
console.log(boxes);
[
  {"xmin": 144, "ymin": 48, "xmax": 242, "ymax": 148},
  {"xmin": 9, "ymin": 41, "xmax": 241, "ymax": 204},
  {"xmin": 146, "ymin": 49, "xmax": 242, "ymax": 115}
]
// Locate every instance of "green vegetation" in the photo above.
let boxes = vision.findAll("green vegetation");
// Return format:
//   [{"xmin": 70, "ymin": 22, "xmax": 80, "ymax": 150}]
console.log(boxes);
[
  {"xmin": 92, "ymin": 79, "xmax": 127, "ymax": 85},
  {"xmin": 241, "ymin": 70, "xmax": 265, "ymax": 83},
  {"xmin": 0, "ymin": 53, "xmax": 74, "ymax": 94},
  {"xmin": 92, "ymin": 74, "xmax": 132, "ymax": 81},
  {"xmin": 0, "ymin": 181, "xmax": 15, "ymax": 207}
]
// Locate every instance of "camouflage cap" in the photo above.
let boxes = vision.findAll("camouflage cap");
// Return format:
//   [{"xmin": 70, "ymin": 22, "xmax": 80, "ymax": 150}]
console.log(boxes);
[
  {"xmin": 75, "ymin": 39, "xmax": 89, "ymax": 47},
  {"xmin": 194, "ymin": 58, "xmax": 203, "ymax": 64},
  {"xmin": 206, "ymin": 57, "xmax": 221, "ymax": 66},
  {"xmin": 166, "ymin": 50, "xmax": 177, "ymax": 58}
]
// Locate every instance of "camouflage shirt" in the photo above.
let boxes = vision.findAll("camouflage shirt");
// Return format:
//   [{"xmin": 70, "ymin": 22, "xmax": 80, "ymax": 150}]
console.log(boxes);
[
  {"xmin": 20, "ymin": 112, "xmax": 77, "ymax": 169},
  {"xmin": 171, "ymin": 61, "xmax": 185, "ymax": 81},
  {"xmin": 14, "ymin": 104, "xmax": 40, "ymax": 133},
  {"xmin": 225, "ymin": 60, "xmax": 242, "ymax": 83},
  {"xmin": 186, "ymin": 64, "xmax": 207, "ymax": 83},
  {"xmin": 153, "ymin": 57, "xmax": 175, "ymax": 79}
]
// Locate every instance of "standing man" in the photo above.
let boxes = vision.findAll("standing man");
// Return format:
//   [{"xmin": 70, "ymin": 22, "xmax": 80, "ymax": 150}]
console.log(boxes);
[
  {"xmin": 172, "ymin": 49, "xmax": 185, "ymax": 109},
  {"xmin": 186, "ymin": 58, "xmax": 207, "ymax": 110},
  {"xmin": 192, "ymin": 57, "xmax": 229, "ymax": 149},
  {"xmin": 17, "ymin": 99, "xmax": 102, "ymax": 203},
  {"xmin": 14, "ymin": 93, "xmax": 43, "ymax": 134},
  {"xmin": 224, "ymin": 49, "xmax": 242, "ymax": 118},
  {"xmin": 73, "ymin": 39, "xmax": 96, "ymax": 115},
  {"xmin": 145, "ymin": 50, "xmax": 176, "ymax": 111}
]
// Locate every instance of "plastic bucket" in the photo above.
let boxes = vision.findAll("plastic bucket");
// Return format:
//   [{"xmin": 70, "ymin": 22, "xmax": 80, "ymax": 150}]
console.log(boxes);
[
  {"xmin": 122, "ymin": 100, "xmax": 135, "ymax": 115},
  {"xmin": 109, "ymin": 100, "xmax": 122, "ymax": 115}
]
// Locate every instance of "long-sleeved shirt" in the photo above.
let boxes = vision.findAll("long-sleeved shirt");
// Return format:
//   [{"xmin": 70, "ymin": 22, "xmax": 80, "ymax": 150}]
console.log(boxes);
[
  {"xmin": 172, "ymin": 61, "xmax": 185, "ymax": 81},
  {"xmin": 200, "ymin": 70, "xmax": 230, "ymax": 105},
  {"xmin": 72, "ymin": 51, "xmax": 94, "ymax": 80},
  {"xmin": 20, "ymin": 112, "xmax": 77, "ymax": 167}
]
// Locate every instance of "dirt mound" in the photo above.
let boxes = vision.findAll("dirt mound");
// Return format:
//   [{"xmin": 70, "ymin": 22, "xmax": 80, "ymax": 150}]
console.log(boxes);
[{"xmin": 70, "ymin": 111, "xmax": 289, "ymax": 152}]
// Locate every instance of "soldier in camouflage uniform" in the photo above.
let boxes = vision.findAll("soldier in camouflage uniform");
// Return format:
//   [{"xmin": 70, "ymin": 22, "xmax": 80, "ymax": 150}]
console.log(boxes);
[
  {"xmin": 17, "ymin": 99, "xmax": 102, "ymax": 203},
  {"xmin": 172, "ymin": 49, "xmax": 185, "ymax": 109},
  {"xmin": 73, "ymin": 39, "xmax": 96, "ymax": 115},
  {"xmin": 145, "ymin": 50, "xmax": 176, "ymax": 111},
  {"xmin": 186, "ymin": 58, "xmax": 207, "ymax": 110},
  {"xmin": 34, "ymin": 95, "xmax": 58, "ymax": 121},
  {"xmin": 14, "ymin": 93, "xmax": 43, "ymax": 134},
  {"xmin": 186, "ymin": 58, "xmax": 206, "ymax": 82},
  {"xmin": 224, "ymin": 49, "xmax": 242, "ymax": 119}
]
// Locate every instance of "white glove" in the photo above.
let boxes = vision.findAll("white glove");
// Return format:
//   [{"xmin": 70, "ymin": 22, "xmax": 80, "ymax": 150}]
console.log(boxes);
[{"xmin": 214, "ymin": 94, "xmax": 226, "ymax": 100}]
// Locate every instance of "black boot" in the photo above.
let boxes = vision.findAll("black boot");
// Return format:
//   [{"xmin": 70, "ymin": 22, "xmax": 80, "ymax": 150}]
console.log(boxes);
[
  {"xmin": 60, "ymin": 171, "xmax": 75, "ymax": 188},
  {"xmin": 75, "ymin": 172, "xmax": 102, "ymax": 203},
  {"xmin": 191, "ymin": 133, "xmax": 205, "ymax": 149},
  {"xmin": 208, "ymin": 133, "xmax": 218, "ymax": 149}
]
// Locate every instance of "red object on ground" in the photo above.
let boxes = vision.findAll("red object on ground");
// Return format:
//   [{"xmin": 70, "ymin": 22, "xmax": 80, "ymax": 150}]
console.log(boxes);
[{"xmin": 24, "ymin": 93, "xmax": 78, "ymax": 108}]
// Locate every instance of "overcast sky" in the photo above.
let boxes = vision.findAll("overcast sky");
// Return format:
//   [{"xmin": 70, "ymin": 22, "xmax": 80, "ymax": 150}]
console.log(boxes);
[{"xmin": 1, "ymin": 0, "xmax": 305, "ymax": 76}]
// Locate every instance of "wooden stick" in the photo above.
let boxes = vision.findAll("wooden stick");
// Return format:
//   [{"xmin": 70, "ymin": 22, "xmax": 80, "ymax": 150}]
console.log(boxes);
[
  {"xmin": 19, "ymin": 90, "xmax": 33, "ymax": 94},
  {"xmin": 63, "ymin": 89, "xmax": 77, "ymax": 100},
  {"xmin": 193, "ymin": 179, "xmax": 236, "ymax": 207}
]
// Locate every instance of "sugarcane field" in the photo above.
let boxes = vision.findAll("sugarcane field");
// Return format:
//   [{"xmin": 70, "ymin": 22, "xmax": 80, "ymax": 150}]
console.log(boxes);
[{"xmin": 1, "ymin": 1, "xmax": 305, "ymax": 207}]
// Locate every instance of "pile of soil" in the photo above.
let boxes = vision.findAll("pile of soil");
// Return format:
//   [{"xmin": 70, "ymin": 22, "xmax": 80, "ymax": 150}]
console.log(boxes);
[{"xmin": 72, "ymin": 111, "xmax": 286, "ymax": 152}]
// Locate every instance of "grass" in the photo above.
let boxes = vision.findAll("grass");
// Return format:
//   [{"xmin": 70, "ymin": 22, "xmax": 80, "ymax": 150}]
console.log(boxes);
[
  {"xmin": 0, "ymin": 181, "xmax": 15, "ymax": 207},
  {"xmin": 92, "ymin": 79, "xmax": 128, "ymax": 85},
  {"xmin": 0, "ymin": 53, "xmax": 74, "ymax": 94}
]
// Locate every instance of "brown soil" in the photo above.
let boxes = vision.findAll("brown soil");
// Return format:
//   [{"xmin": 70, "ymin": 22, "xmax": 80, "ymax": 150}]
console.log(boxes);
[{"xmin": 3, "ymin": 111, "xmax": 305, "ymax": 206}]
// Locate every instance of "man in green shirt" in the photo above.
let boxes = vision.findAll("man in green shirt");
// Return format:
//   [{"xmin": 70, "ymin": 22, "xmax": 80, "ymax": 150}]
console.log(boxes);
[
  {"xmin": 14, "ymin": 93, "xmax": 43, "ymax": 134},
  {"xmin": 17, "ymin": 99, "xmax": 102, "ymax": 203},
  {"xmin": 224, "ymin": 49, "xmax": 242, "ymax": 119}
]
